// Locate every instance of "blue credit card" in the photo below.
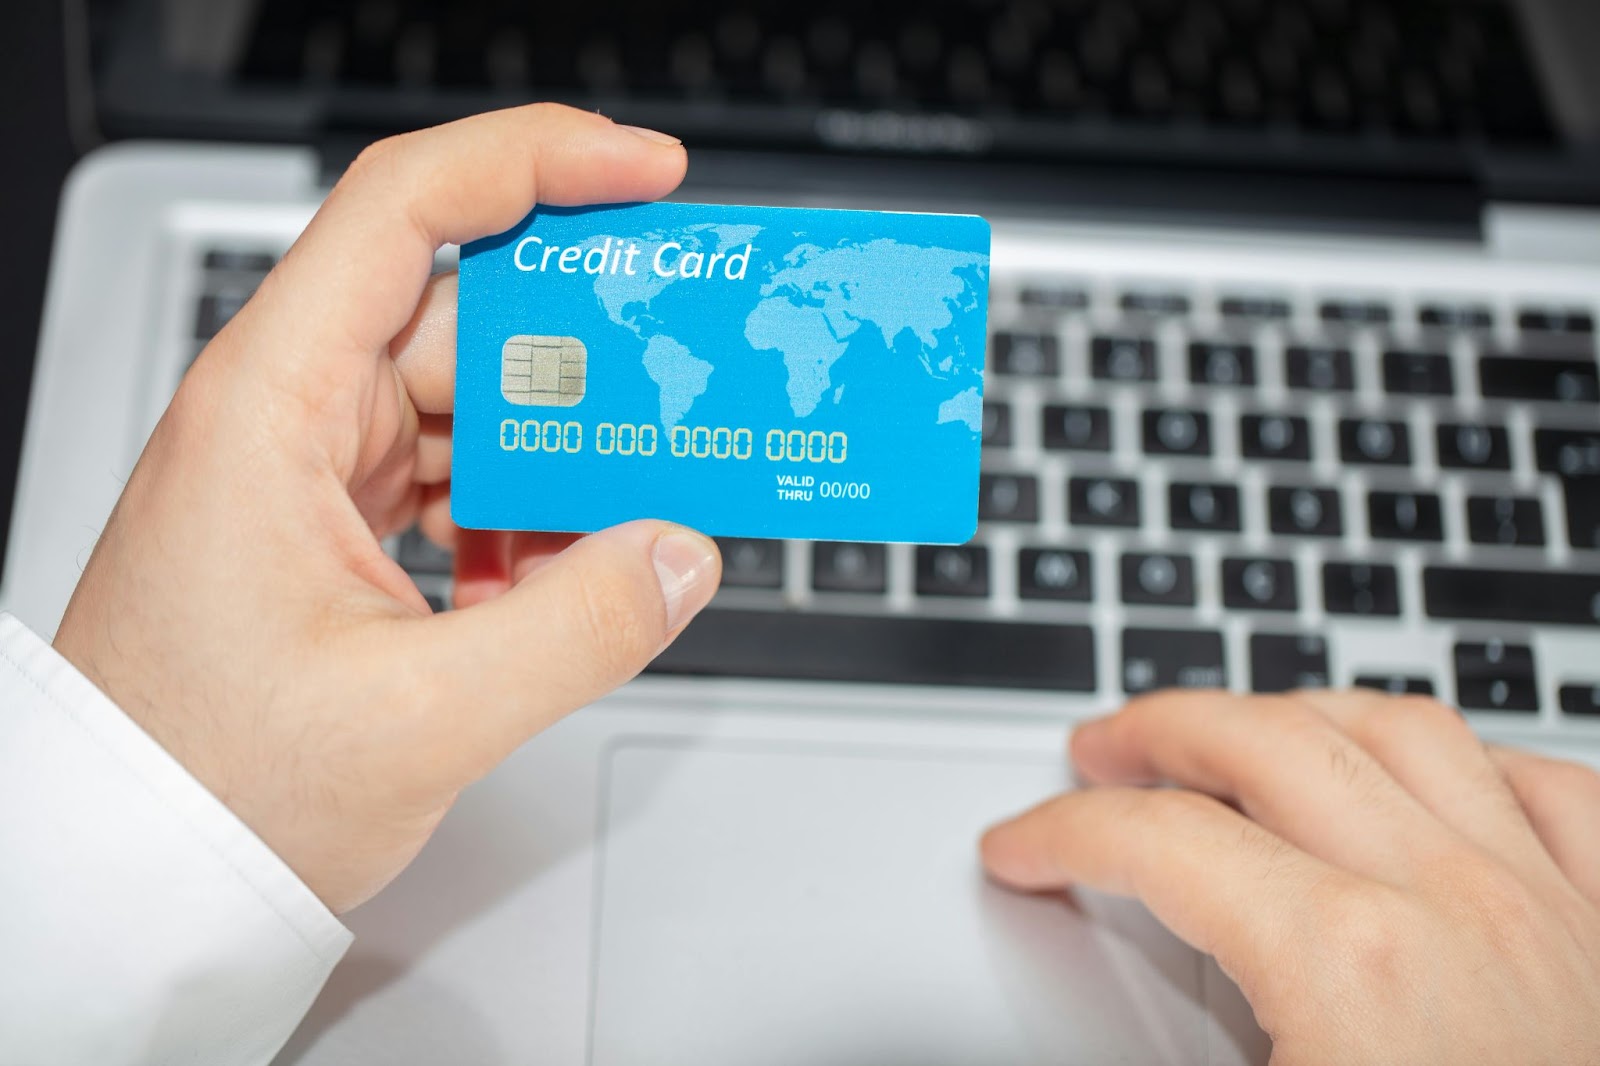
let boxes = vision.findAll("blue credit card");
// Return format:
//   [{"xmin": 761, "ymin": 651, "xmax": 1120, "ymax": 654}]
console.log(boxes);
[{"xmin": 452, "ymin": 201, "xmax": 990, "ymax": 543}]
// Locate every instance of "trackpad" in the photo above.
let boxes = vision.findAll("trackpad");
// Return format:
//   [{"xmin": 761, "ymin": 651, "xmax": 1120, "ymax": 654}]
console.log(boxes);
[{"xmin": 591, "ymin": 740, "xmax": 1211, "ymax": 1065}]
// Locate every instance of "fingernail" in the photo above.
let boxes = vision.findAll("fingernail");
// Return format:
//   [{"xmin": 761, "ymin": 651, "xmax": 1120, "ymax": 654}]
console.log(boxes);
[
  {"xmin": 652, "ymin": 530, "xmax": 720, "ymax": 631},
  {"xmin": 619, "ymin": 124, "xmax": 682, "ymax": 146}
]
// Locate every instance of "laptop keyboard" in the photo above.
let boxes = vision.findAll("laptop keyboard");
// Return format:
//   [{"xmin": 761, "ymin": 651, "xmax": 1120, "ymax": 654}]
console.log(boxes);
[{"xmin": 190, "ymin": 243, "xmax": 1600, "ymax": 723}]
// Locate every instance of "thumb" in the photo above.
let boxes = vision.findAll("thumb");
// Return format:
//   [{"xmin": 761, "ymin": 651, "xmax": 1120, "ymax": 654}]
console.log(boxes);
[{"xmin": 409, "ymin": 521, "xmax": 721, "ymax": 770}]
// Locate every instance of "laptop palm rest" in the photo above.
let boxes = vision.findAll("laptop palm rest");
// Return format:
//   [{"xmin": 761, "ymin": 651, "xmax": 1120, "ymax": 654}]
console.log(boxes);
[{"xmin": 591, "ymin": 739, "xmax": 1216, "ymax": 1065}]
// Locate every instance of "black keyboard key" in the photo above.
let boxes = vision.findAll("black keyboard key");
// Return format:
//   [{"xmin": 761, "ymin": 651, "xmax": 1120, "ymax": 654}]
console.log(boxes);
[
  {"xmin": 1565, "ymin": 481, "xmax": 1600, "ymax": 551},
  {"xmin": 396, "ymin": 527, "xmax": 453, "ymax": 575},
  {"xmin": 423, "ymin": 593, "xmax": 449, "ymax": 613},
  {"xmin": 1424, "ymin": 567, "xmax": 1600, "ymax": 627},
  {"xmin": 1121, "ymin": 628, "xmax": 1227, "ymax": 693},
  {"xmin": 1241, "ymin": 415, "xmax": 1311, "ymax": 462},
  {"xmin": 1019, "ymin": 285, "xmax": 1089, "ymax": 311},
  {"xmin": 1269, "ymin": 487, "xmax": 1343, "ymax": 538},
  {"xmin": 1454, "ymin": 641, "xmax": 1539, "ymax": 712},
  {"xmin": 203, "ymin": 249, "xmax": 276, "ymax": 273},
  {"xmin": 1518, "ymin": 308, "xmax": 1595, "ymax": 336},
  {"xmin": 1222, "ymin": 557, "xmax": 1298, "ymax": 612},
  {"xmin": 1466, "ymin": 496, "xmax": 1544, "ymax": 547},
  {"xmin": 1121, "ymin": 553, "xmax": 1196, "ymax": 607},
  {"xmin": 1188, "ymin": 342, "xmax": 1257, "ymax": 387},
  {"xmin": 982, "ymin": 402, "xmax": 1013, "ymax": 448},
  {"xmin": 1479, "ymin": 355, "xmax": 1599, "ymax": 404},
  {"xmin": 651, "ymin": 610, "xmax": 1097, "ymax": 692},
  {"xmin": 1120, "ymin": 291, "xmax": 1190, "ymax": 317},
  {"xmin": 1286, "ymin": 346, "xmax": 1355, "ymax": 392},
  {"xmin": 1091, "ymin": 336, "xmax": 1158, "ymax": 382},
  {"xmin": 916, "ymin": 545, "xmax": 990, "ymax": 598},
  {"xmin": 1534, "ymin": 429, "xmax": 1600, "ymax": 479},
  {"xmin": 1169, "ymin": 482, "xmax": 1241, "ymax": 533},
  {"xmin": 1041, "ymin": 405, "xmax": 1112, "ymax": 452},
  {"xmin": 718, "ymin": 538, "xmax": 784, "ymax": 588},
  {"xmin": 1319, "ymin": 299, "xmax": 1392, "ymax": 327},
  {"xmin": 1369, "ymin": 491, "xmax": 1444, "ymax": 542},
  {"xmin": 1018, "ymin": 548, "xmax": 1093, "ymax": 602},
  {"xmin": 1323, "ymin": 562, "xmax": 1401, "ymax": 617},
  {"xmin": 979, "ymin": 474, "xmax": 1040, "ymax": 523},
  {"xmin": 1143, "ymin": 409, "xmax": 1212, "ymax": 457},
  {"xmin": 1354, "ymin": 675, "xmax": 1435, "ymax": 696},
  {"xmin": 1070, "ymin": 477, "xmax": 1141, "ymax": 527},
  {"xmin": 1436, "ymin": 423, "xmax": 1511, "ymax": 471},
  {"xmin": 992, "ymin": 331, "xmax": 1059, "ymax": 376},
  {"xmin": 1219, "ymin": 295, "xmax": 1291, "ymax": 322},
  {"xmin": 1419, "ymin": 303, "xmax": 1492, "ymax": 332},
  {"xmin": 1340, "ymin": 418, "xmax": 1411, "ymax": 466},
  {"xmin": 812, "ymin": 542, "xmax": 887, "ymax": 594},
  {"xmin": 1250, "ymin": 633, "xmax": 1330, "ymax": 692},
  {"xmin": 1560, "ymin": 684, "xmax": 1600, "ymax": 716},
  {"xmin": 1382, "ymin": 350, "xmax": 1455, "ymax": 396},
  {"xmin": 193, "ymin": 290, "xmax": 253, "ymax": 340}
]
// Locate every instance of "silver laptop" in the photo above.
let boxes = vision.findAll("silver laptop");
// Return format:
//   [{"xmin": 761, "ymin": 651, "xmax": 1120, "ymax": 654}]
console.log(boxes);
[{"xmin": 6, "ymin": 1, "xmax": 1600, "ymax": 1062}]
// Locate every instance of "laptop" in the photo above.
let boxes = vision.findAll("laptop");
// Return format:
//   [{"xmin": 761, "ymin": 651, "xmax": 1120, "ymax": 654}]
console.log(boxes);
[{"xmin": 6, "ymin": 1, "xmax": 1600, "ymax": 1061}]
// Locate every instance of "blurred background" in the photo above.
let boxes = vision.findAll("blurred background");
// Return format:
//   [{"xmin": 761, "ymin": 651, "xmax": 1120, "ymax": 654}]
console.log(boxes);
[{"xmin": 4, "ymin": 0, "xmax": 1600, "ymax": 578}]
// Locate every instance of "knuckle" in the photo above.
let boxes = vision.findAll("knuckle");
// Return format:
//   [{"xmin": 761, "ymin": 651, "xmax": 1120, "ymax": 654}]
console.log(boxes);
[{"xmin": 1306, "ymin": 882, "xmax": 1413, "ymax": 981}]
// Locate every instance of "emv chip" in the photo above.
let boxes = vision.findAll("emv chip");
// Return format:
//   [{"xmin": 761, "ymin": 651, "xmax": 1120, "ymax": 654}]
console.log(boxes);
[{"xmin": 501, "ymin": 334, "xmax": 587, "ymax": 406}]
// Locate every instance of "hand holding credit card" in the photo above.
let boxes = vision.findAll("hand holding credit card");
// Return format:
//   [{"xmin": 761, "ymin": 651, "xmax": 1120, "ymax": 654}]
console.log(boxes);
[{"xmin": 452, "ymin": 201, "xmax": 991, "ymax": 543}]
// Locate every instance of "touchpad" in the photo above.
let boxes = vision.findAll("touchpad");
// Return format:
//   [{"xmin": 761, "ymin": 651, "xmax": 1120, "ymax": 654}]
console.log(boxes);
[{"xmin": 590, "ymin": 739, "xmax": 1211, "ymax": 1065}]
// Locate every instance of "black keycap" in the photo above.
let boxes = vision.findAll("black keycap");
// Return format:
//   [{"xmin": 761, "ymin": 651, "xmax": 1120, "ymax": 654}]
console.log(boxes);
[
  {"xmin": 651, "ymin": 610, "xmax": 1097, "ymax": 691},
  {"xmin": 1340, "ymin": 418, "xmax": 1411, "ymax": 466},
  {"xmin": 1121, "ymin": 553, "xmax": 1196, "ymax": 607},
  {"xmin": 1220, "ymin": 295, "xmax": 1291, "ymax": 321},
  {"xmin": 1222, "ymin": 557, "xmax": 1298, "ymax": 612},
  {"xmin": 193, "ymin": 289, "xmax": 253, "ymax": 340},
  {"xmin": 1041, "ymin": 405, "xmax": 1112, "ymax": 452},
  {"xmin": 718, "ymin": 538, "xmax": 784, "ymax": 588},
  {"xmin": 979, "ymin": 474, "xmax": 1040, "ymax": 523},
  {"xmin": 1189, "ymin": 342, "xmax": 1257, "ymax": 387},
  {"xmin": 1466, "ymin": 496, "xmax": 1544, "ymax": 547},
  {"xmin": 1070, "ymin": 477, "xmax": 1141, "ymax": 527},
  {"xmin": 1121, "ymin": 628, "xmax": 1227, "ymax": 693},
  {"xmin": 1354, "ymin": 675, "xmax": 1436, "ymax": 696},
  {"xmin": 1241, "ymin": 415, "xmax": 1311, "ymax": 462},
  {"xmin": 1424, "ymin": 567, "xmax": 1600, "ymax": 626},
  {"xmin": 1319, "ymin": 299, "xmax": 1392, "ymax": 326},
  {"xmin": 1019, "ymin": 285, "xmax": 1089, "ymax": 311},
  {"xmin": 1250, "ymin": 633, "xmax": 1330, "ymax": 692},
  {"xmin": 1269, "ymin": 486, "xmax": 1343, "ymax": 537},
  {"xmin": 1419, "ymin": 303, "xmax": 1492, "ymax": 332},
  {"xmin": 992, "ymin": 331, "xmax": 1059, "ymax": 376},
  {"xmin": 916, "ymin": 545, "xmax": 990, "ymax": 597},
  {"xmin": 1143, "ymin": 409, "xmax": 1212, "ymax": 457},
  {"xmin": 1091, "ymin": 336, "xmax": 1158, "ymax": 382},
  {"xmin": 1120, "ymin": 291, "xmax": 1190, "ymax": 317},
  {"xmin": 1436, "ymin": 423, "xmax": 1511, "ymax": 470},
  {"xmin": 1479, "ymin": 355, "xmax": 1599, "ymax": 404},
  {"xmin": 396, "ymin": 527, "xmax": 453, "ymax": 575},
  {"xmin": 812, "ymin": 542, "xmax": 888, "ymax": 594},
  {"xmin": 1455, "ymin": 641, "xmax": 1539, "ymax": 712},
  {"xmin": 1286, "ymin": 346, "xmax": 1355, "ymax": 392},
  {"xmin": 1018, "ymin": 548, "xmax": 1093, "ymax": 602},
  {"xmin": 1382, "ymin": 350, "xmax": 1455, "ymax": 396},
  {"xmin": 1324, "ymin": 562, "xmax": 1401, "ymax": 616},
  {"xmin": 982, "ymin": 402, "xmax": 1012, "ymax": 448},
  {"xmin": 1518, "ymin": 308, "xmax": 1595, "ymax": 335},
  {"xmin": 1369, "ymin": 491, "xmax": 1444, "ymax": 541},
  {"xmin": 423, "ymin": 593, "xmax": 449, "ymax": 613},
  {"xmin": 1564, "ymin": 481, "xmax": 1600, "ymax": 551},
  {"xmin": 1534, "ymin": 429, "xmax": 1600, "ymax": 479},
  {"xmin": 1169, "ymin": 482, "xmax": 1242, "ymax": 532},
  {"xmin": 203, "ymin": 249, "xmax": 276, "ymax": 273},
  {"xmin": 1560, "ymin": 684, "xmax": 1600, "ymax": 716}
]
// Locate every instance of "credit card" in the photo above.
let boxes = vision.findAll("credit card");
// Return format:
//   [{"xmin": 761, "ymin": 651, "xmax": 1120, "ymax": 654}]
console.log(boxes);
[{"xmin": 452, "ymin": 201, "xmax": 990, "ymax": 543}]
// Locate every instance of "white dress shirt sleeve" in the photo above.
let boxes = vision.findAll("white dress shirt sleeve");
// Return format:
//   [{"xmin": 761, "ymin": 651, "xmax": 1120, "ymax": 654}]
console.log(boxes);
[{"xmin": 0, "ymin": 613, "xmax": 352, "ymax": 1065}]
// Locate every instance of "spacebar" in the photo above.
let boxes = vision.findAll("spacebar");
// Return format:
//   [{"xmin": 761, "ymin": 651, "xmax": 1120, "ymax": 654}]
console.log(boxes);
[
  {"xmin": 649, "ymin": 609, "xmax": 1097, "ymax": 691},
  {"xmin": 1423, "ymin": 567, "xmax": 1600, "ymax": 626}
]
